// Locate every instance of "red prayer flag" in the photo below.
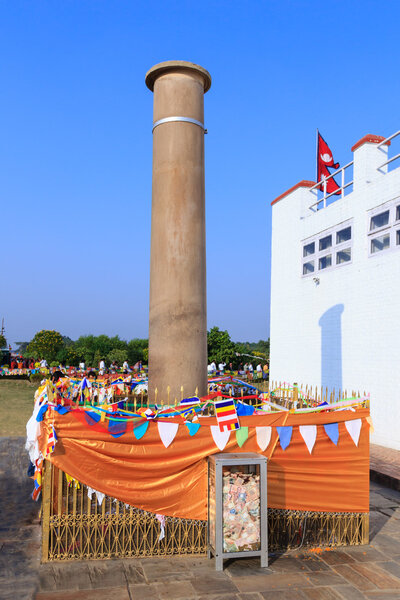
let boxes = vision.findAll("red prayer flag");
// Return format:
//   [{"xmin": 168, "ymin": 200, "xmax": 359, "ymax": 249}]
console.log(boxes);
[{"xmin": 317, "ymin": 132, "xmax": 341, "ymax": 195}]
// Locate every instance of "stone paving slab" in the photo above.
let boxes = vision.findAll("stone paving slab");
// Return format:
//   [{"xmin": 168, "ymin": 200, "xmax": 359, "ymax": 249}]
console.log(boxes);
[{"xmin": 2, "ymin": 437, "xmax": 400, "ymax": 600}]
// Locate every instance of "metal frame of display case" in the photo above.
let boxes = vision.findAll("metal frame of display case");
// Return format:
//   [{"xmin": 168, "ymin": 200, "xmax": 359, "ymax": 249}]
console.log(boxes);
[{"xmin": 208, "ymin": 452, "xmax": 268, "ymax": 571}]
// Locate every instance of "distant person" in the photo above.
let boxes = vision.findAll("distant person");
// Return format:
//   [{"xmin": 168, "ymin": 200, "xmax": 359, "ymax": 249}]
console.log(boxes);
[
  {"xmin": 40, "ymin": 358, "xmax": 48, "ymax": 368},
  {"xmin": 210, "ymin": 361, "xmax": 217, "ymax": 375},
  {"xmin": 79, "ymin": 360, "xmax": 86, "ymax": 372},
  {"xmin": 218, "ymin": 361, "xmax": 226, "ymax": 374},
  {"xmin": 123, "ymin": 360, "xmax": 131, "ymax": 373},
  {"xmin": 99, "ymin": 359, "xmax": 106, "ymax": 375}
]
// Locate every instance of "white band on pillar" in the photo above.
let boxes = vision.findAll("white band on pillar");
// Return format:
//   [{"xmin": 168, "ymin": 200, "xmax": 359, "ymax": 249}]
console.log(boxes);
[{"xmin": 152, "ymin": 116, "xmax": 206, "ymax": 132}]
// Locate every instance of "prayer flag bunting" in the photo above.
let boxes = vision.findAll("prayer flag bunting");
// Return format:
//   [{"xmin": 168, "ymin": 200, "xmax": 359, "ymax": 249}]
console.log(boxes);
[
  {"xmin": 45, "ymin": 425, "xmax": 58, "ymax": 457},
  {"xmin": 214, "ymin": 398, "xmax": 240, "ymax": 433},
  {"xmin": 236, "ymin": 402, "xmax": 255, "ymax": 416},
  {"xmin": 36, "ymin": 404, "xmax": 48, "ymax": 422},
  {"xmin": 236, "ymin": 427, "xmax": 248, "ymax": 447},
  {"xmin": 256, "ymin": 426, "xmax": 272, "ymax": 451},
  {"xmin": 133, "ymin": 421, "xmax": 149, "ymax": 440},
  {"xmin": 158, "ymin": 422, "xmax": 179, "ymax": 448},
  {"xmin": 277, "ymin": 426, "xmax": 293, "ymax": 451},
  {"xmin": 324, "ymin": 422, "xmax": 339, "ymax": 445},
  {"xmin": 180, "ymin": 396, "xmax": 200, "ymax": 405},
  {"xmin": 211, "ymin": 425, "xmax": 230, "ymax": 450},
  {"xmin": 345, "ymin": 419, "xmax": 362, "ymax": 446},
  {"xmin": 185, "ymin": 422, "xmax": 201, "ymax": 436},
  {"xmin": 84, "ymin": 411, "xmax": 101, "ymax": 427},
  {"xmin": 108, "ymin": 419, "xmax": 127, "ymax": 438},
  {"xmin": 299, "ymin": 425, "xmax": 317, "ymax": 454}
]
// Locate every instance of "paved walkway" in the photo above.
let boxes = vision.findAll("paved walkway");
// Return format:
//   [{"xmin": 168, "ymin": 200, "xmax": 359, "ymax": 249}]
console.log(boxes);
[
  {"xmin": 371, "ymin": 444, "xmax": 400, "ymax": 491},
  {"xmin": 1, "ymin": 439, "xmax": 400, "ymax": 600}
]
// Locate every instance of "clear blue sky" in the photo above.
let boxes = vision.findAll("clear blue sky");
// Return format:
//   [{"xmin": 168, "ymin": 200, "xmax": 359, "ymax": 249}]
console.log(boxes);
[{"xmin": 1, "ymin": 1, "xmax": 399, "ymax": 347}]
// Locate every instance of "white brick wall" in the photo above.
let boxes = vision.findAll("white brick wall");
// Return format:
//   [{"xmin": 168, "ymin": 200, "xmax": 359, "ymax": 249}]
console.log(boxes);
[{"xmin": 270, "ymin": 138, "xmax": 400, "ymax": 450}]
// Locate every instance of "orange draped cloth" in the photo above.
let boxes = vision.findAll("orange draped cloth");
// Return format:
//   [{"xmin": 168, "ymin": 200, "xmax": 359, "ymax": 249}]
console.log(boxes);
[{"xmin": 40, "ymin": 408, "xmax": 370, "ymax": 520}]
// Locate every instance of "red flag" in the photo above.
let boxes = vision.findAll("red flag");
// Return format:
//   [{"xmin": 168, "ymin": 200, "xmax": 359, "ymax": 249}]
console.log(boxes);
[{"xmin": 317, "ymin": 132, "xmax": 341, "ymax": 195}]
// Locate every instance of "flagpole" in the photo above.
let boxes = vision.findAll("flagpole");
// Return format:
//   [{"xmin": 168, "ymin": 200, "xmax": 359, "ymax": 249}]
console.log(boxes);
[{"xmin": 316, "ymin": 128, "xmax": 319, "ymax": 184}]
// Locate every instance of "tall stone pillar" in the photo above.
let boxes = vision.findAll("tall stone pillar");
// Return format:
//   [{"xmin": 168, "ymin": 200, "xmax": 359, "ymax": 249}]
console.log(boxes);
[{"xmin": 145, "ymin": 61, "xmax": 211, "ymax": 402}]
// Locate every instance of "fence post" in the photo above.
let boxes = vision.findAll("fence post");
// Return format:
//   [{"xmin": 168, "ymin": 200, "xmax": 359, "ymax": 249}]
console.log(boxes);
[
  {"xmin": 293, "ymin": 383, "xmax": 298, "ymax": 406},
  {"xmin": 41, "ymin": 460, "xmax": 52, "ymax": 562}
]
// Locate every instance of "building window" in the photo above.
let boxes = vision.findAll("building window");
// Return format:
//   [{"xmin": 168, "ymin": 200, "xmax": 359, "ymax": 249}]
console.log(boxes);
[
  {"xmin": 319, "ymin": 255, "xmax": 332, "ymax": 270},
  {"xmin": 303, "ymin": 242, "xmax": 315, "ymax": 257},
  {"xmin": 368, "ymin": 199, "xmax": 400, "ymax": 257},
  {"xmin": 336, "ymin": 226, "xmax": 351, "ymax": 244},
  {"xmin": 301, "ymin": 219, "xmax": 353, "ymax": 277},
  {"xmin": 319, "ymin": 235, "xmax": 332, "ymax": 251},
  {"xmin": 370, "ymin": 210, "xmax": 389, "ymax": 231},
  {"xmin": 371, "ymin": 234, "xmax": 390, "ymax": 254},
  {"xmin": 336, "ymin": 248, "xmax": 351, "ymax": 264},
  {"xmin": 303, "ymin": 261, "xmax": 314, "ymax": 275}
]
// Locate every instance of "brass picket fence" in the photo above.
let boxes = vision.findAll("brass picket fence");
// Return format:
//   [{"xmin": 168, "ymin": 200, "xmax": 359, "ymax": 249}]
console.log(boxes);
[
  {"xmin": 93, "ymin": 378, "xmax": 366, "ymax": 413},
  {"xmin": 41, "ymin": 463, "xmax": 369, "ymax": 562}
]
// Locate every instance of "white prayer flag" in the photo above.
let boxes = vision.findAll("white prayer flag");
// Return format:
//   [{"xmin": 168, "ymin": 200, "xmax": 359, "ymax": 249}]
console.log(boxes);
[
  {"xmin": 157, "ymin": 422, "xmax": 179, "ymax": 448},
  {"xmin": 211, "ymin": 426, "xmax": 230, "ymax": 450},
  {"xmin": 345, "ymin": 419, "xmax": 362, "ymax": 446},
  {"xmin": 299, "ymin": 425, "xmax": 317, "ymax": 454},
  {"xmin": 256, "ymin": 426, "xmax": 272, "ymax": 451}
]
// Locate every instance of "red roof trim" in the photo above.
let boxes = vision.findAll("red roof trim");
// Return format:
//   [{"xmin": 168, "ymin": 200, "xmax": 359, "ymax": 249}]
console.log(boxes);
[
  {"xmin": 271, "ymin": 180, "xmax": 316, "ymax": 206},
  {"xmin": 351, "ymin": 134, "xmax": 390, "ymax": 152}
]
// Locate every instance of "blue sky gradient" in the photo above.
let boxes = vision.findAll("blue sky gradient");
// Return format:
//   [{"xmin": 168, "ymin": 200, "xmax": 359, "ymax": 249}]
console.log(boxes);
[{"xmin": 1, "ymin": 1, "xmax": 399, "ymax": 346}]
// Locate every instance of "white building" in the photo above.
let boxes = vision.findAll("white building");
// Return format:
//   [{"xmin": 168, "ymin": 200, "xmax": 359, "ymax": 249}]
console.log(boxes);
[{"xmin": 270, "ymin": 132, "xmax": 400, "ymax": 451}]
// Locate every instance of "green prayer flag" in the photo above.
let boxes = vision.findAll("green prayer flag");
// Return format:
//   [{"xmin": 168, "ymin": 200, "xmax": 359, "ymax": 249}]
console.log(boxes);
[{"xmin": 236, "ymin": 427, "xmax": 248, "ymax": 448}]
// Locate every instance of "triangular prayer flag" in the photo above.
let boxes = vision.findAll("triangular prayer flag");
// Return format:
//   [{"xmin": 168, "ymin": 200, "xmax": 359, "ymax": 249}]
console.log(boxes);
[
  {"xmin": 323, "ymin": 422, "xmax": 339, "ymax": 445},
  {"xmin": 185, "ymin": 422, "xmax": 201, "ymax": 436},
  {"xmin": 158, "ymin": 421, "xmax": 179, "ymax": 448},
  {"xmin": 211, "ymin": 425, "xmax": 230, "ymax": 450},
  {"xmin": 84, "ymin": 411, "xmax": 101, "ymax": 426},
  {"xmin": 133, "ymin": 421, "xmax": 149, "ymax": 440},
  {"xmin": 299, "ymin": 425, "xmax": 317, "ymax": 454},
  {"xmin": 108, "ymin": 419, "xmax": 127, "ymax": 438},
  {"xmin": 236, "ymin": 427, "xmax": 248, "ymax": 448},
  {"xmin": 276, "ymin": 426, "xmax": 293, "ymax": 451},
  {"xmin": 256, "ymin": 426, "xmax": 271, "ymax": 451},
  {"xmin": 345, "ymin": 419, "xmax": 362, "ymax": 446}
]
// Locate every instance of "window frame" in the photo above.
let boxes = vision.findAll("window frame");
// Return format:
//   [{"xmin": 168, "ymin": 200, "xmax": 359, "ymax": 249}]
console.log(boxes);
[
  {"xmin": 301, "ymin": 219, "xmax": 353, "ymax": 277},
  {"xmin": 368, "ymin": 198, "xmax": 400, "ymax": 257}
]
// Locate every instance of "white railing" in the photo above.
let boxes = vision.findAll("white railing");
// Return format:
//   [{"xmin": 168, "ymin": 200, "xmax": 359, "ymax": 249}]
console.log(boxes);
[
  {"xmin": 377, "ymin": 130, "xmax": 400, "ymax": 171},
  {"xmin": 308, "ymin": 161, "xmax": 354, "ymax": 211}
]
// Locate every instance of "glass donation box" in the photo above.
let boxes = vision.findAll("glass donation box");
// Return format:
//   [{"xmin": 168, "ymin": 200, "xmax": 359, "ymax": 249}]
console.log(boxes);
[{"xmin": 208, "ymin": 452, "xmax": 268, "ymax": 571}]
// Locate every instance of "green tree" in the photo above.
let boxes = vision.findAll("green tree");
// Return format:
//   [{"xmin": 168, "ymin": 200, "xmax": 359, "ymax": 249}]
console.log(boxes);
[
  {"xmin": 107, "ymin": 348, "xmax": 128, "ymax": 366},
  {"xmin": 27, "ymin": 330, "xmax": 64, "ymax": 362},
  {"xmin": 15, "ymin": 341, "xmax": 29, "ymax": 355},
  {"xmin": 0, "ymin": 334, "xmax": 7, "ymax": 349},
  {"xmin": 207, "ymin": 327, "xmax": 236, "ymax": 365},
  {"xmin": 127, "ymin": 338, "xmax": 148, "ymax": 364}
]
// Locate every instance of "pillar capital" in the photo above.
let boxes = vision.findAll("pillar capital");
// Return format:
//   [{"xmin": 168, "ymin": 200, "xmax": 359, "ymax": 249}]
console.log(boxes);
[{"xmin": 145, "ymin": 60, "xmax": 212, "ymax": 93}]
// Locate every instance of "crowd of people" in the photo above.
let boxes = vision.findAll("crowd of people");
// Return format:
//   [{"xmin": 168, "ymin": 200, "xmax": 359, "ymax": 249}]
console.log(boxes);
[{"xmin": 207, "ymin": 360, "xmax": 269, "ymax": 379}]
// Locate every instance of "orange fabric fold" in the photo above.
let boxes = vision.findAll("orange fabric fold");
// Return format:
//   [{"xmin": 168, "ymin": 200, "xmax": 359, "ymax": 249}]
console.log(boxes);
[{"xmin": 40, "ymin": 408, "xmax": 370, "ymax": 519}]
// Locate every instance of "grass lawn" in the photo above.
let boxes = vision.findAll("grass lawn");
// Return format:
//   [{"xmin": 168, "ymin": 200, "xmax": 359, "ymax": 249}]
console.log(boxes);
[{"xmin": 0, "ymin": 379, "xmax": 38, "ymax": 436}]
